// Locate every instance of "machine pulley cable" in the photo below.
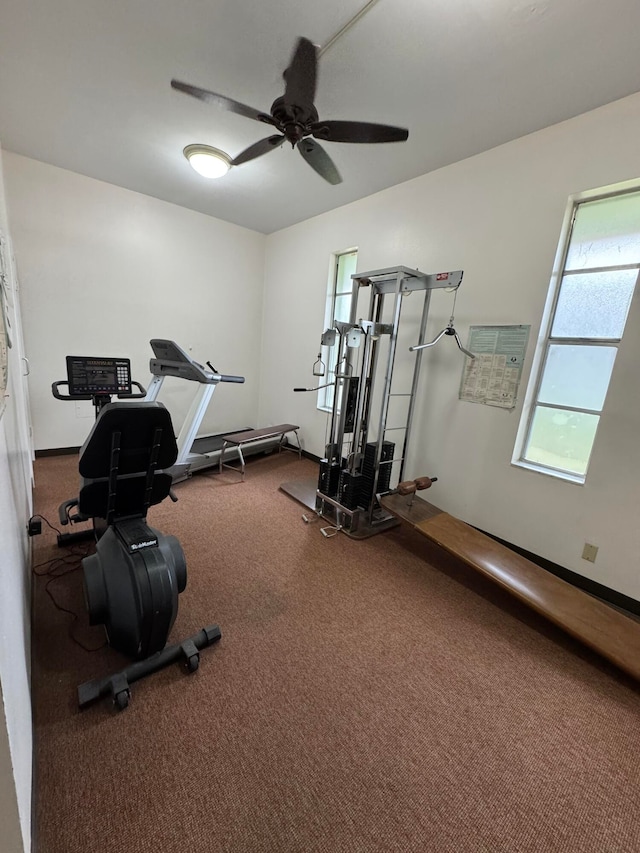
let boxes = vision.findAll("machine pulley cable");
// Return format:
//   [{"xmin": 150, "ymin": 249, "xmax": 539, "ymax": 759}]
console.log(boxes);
[{"xmin": 409, "ymin": 285, "xmax": 475, "ymax": 359}]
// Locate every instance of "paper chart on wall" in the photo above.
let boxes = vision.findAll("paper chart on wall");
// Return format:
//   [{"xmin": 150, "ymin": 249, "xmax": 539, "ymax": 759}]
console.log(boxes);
[{"xmin": 459, "ymin": 325, "xmax": 530, "ymax": 409}]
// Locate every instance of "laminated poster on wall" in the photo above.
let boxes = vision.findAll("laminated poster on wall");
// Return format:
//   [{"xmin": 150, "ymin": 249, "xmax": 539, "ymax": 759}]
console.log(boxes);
[
  {"xmin": 0, "ymin": 233, "xmax": 11, "ymax": 421},
  {"xmin": 459, "ymin": 325, "xmax": 530, "ymax": 409}
]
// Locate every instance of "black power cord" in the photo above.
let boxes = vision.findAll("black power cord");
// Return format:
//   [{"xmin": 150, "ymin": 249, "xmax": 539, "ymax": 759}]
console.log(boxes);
[{"xmin": 30, "ymin": 513, "xmax": 106, "ymax": 653}]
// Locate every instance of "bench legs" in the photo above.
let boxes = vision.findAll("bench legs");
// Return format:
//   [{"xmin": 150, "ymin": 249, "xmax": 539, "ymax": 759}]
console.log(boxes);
[
  {"xmin": 219, "ymin": 440, "xmax": 246, "ymax": 480},
  {"xmin": 219, "ymin": 429, "xmax": 301, "ymax": 482},
  {"xmin": 279, "ymin": 429, "xmax": 302, "ymax": 460}
]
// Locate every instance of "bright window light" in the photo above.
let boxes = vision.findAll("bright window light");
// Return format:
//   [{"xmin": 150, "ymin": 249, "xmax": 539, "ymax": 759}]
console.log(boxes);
[
  {"xmin": 514, "ymin": 188, "xmax": 640, "ymax": 482},
  {"xmin": 318, "ymin": 250, "xmax": 358, "ymax": 412}
]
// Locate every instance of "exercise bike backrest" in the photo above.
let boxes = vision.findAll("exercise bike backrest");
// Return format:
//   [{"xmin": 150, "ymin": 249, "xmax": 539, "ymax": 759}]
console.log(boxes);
[{"xmin": 77, "ymin": 401, "xmax": 178, "ymax": 524}]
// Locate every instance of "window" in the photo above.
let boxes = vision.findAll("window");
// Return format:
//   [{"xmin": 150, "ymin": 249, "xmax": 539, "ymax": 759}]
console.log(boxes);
[
  {"xmin": 318, "ymin": 250, "xmax": 358, "ymax": 411},
  {"xmin": 515, "ymin": 188, "xmax": 640, "ymax": 483}
]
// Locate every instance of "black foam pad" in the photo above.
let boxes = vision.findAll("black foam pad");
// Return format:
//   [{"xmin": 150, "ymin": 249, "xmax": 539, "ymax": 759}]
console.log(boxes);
[
  {"xmin": 79, "ymin": 402, "xmax": 177, "ymax": 478},
  {"xmin": 78, "ymin": 473, "xmax": 173, "ymax": 519}
]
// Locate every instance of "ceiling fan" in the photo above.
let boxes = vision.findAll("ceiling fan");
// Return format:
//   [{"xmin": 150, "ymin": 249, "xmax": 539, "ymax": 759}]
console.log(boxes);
[{"xmin": 171, "ymin": 36, "xmax": 409, "ymax": 185}]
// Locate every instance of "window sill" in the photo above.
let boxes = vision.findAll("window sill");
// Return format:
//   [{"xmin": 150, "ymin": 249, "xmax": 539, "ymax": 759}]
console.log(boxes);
[{"xmin": 511, "ymin": 458, "xmax": 585, "ymax": 485}]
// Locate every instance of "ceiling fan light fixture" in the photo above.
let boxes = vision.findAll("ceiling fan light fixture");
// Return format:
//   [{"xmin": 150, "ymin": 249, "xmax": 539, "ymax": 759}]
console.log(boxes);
[
  {"xmin": 173, "ymin": 36, "xmax": 408, "ymax": 186},
  {"xmin": 183, "ymin": 144, "xmax": 232, "ymax": 179}
]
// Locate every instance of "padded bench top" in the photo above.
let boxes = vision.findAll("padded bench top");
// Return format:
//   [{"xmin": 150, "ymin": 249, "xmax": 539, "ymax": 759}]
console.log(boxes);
[
  {"xmin": 220, "ymin": 424, "xmax": 299, "ymax": 444},
  {"xmin": 381, "ymin": 492, "xmax": 640, "ymax": 683}
]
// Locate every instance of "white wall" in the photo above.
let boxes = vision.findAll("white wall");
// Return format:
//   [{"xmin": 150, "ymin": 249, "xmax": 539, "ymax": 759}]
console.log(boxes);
[
  {"xmin": 4, "ymin": 94, "xmax": 640, "ymax": 605},
  {"xmin": 259, "ymin": 92, "xmax": 640, "ymax": 601},
  {"xmin": 2, "ymin": 153, "xmax": 266, "ymax": 451},
  {"xmin": 4, "ymin": 91, "xmax": 637, "ymax": 850},
  {"xmin": 0, "ymin": 146, "xmax": 34, "ymax": 853},
  {"xmin": 0, "ymin": 150, "xmax": 266, "ymax": 853}
]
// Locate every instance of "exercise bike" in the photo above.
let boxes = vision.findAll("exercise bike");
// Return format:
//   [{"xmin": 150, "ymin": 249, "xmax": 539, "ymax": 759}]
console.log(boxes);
[
  {"xmin": 52, "ymin": 355, "xmax": 148, "ymax": 546},
  {"xmin": 52, "ymin": 355, "xmax": 221, "ymax": 710}
]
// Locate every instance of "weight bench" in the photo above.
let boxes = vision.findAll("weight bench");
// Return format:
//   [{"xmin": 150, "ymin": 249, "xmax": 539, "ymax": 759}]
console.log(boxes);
[{"xmin": 219, "ymin": 424, "xmax": 301, "ymax": 481}]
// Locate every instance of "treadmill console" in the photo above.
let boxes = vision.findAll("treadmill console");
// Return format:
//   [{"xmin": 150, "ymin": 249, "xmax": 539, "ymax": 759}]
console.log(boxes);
[
  {"xmin": 148, "ymin": 339, "xmax": 245, "ymax": 385},
  {"xmin": 66, "ymin": 356, "xmax": 132, "ymax": 397},
  {"xmin": 149, "ymin": 339, "xmax": 213, "ymax": 383}
]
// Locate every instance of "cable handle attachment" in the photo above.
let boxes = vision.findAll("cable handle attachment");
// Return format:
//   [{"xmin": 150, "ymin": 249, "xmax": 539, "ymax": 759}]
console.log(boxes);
[
  {"xmin": 409, "ymin": 325, "xmax": 475, "ymax": 359},
  {"xmin": 408, "ymin": 284, "xmax": 475, "ymax": 359},
  {"xmin": 294, "ymin": 383, "xmax": 334, "ymax": 392}
]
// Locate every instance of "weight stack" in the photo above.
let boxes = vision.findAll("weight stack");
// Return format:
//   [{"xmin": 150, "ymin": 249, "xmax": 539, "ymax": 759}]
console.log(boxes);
[
  {"xmin": 359, "ymin": 441, "xmax": 395, "ymax": 508},
  {"xmin": 337, "ymin": 470, "xmax": 363, "ymax": 511},
  {"xmin": 318, "ymin": 458, "xmax": 342, "ymax": 498}
]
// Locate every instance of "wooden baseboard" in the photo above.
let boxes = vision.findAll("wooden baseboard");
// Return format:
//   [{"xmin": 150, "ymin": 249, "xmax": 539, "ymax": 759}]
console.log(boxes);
[{"xmin": 35, "ymin": 447, "xmax": 80, "ymax": 457}]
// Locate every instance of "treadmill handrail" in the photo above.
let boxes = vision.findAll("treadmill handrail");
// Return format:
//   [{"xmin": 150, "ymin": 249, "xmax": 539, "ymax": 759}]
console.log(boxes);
[{"xmin": 218, "ymin": 374, "xmax": 245, "ymax": 383}]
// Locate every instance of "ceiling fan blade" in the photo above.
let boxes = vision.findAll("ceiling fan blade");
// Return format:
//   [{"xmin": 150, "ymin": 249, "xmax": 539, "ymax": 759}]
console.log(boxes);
[
  {"xmin": 311, "ymin": 121, "xmax": 409, "ymax": 144},
  {"xmin": 171, "ymin": 79, "xmax": 273, "ymax": 125},
  {"xmin": 283, "ymin": 37, "xmax": 317, "ymax": 113},
  {"xmin": 298, "ymin": 139, "xmax": 342, "ymax": 185},
  {"xmin": 232, "ymin": 135, "xmax": 285, "ymax": 166}
]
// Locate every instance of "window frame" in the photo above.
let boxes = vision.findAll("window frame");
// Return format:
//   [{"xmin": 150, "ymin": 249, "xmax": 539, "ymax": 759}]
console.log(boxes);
[
  {"xmin": 513, "ymin": 181, "xmax": 640, "ymax": 484},
  {"xmin": 317, "ymin": 249, "xmax": 358, "ymax": 413}
]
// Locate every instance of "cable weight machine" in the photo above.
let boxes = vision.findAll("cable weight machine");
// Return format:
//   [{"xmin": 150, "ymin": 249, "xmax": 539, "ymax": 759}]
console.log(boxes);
[{"xmin": 293, "ymin": 265, "xmax": 467, "ymax": 538}]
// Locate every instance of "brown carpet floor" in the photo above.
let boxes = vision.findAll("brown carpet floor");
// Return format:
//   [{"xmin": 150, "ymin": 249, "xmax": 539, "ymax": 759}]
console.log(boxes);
[{"xmin": 31, "ymin": 451, "xmax": 640, "ymax": 853}]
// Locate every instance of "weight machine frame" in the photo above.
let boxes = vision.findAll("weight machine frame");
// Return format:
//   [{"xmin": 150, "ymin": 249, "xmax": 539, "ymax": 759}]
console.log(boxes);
[{"xmin": 314, "ymin": 265, "xmax": 463, "ymax": 538}]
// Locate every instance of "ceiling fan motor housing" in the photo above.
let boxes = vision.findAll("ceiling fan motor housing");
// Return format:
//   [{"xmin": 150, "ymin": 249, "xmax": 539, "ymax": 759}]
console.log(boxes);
[{"xmin": 270, "ymin": 96, "xmax": 318, "ymax": 145}]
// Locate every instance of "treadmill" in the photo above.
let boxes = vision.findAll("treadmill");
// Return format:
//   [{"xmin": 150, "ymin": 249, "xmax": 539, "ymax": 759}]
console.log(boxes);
[{"xmin": 144, "ymin": 340, "xmax": 276, "ymax": 482}]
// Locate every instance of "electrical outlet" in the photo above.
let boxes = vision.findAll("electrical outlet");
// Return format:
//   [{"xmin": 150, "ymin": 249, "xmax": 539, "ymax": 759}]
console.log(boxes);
[
  {"xmin": 27, "ymin": 517, "xmax": 42, "ymax": 537},
  {"xmin": 582, "ymin": 543, "xmax": 598, "ymax": 563}
]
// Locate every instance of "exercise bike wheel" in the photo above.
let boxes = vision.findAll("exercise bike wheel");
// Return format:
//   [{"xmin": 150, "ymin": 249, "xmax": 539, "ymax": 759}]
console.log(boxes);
[{"xmin": 187, "ymin": 654, "xmax": 200, "ymax": 673}]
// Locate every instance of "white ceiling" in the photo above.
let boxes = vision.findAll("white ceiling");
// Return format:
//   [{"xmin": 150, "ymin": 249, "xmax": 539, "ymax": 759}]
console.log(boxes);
[{"xmin": 1, "ymin": 0, "xmax": 640, "ymax": 234}]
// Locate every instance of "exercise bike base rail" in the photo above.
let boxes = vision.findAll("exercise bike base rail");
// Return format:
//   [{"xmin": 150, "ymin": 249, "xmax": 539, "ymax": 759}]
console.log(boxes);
[{"xmin": 78, "ymin": 624, "xmax": 222, "ymax": 710}]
